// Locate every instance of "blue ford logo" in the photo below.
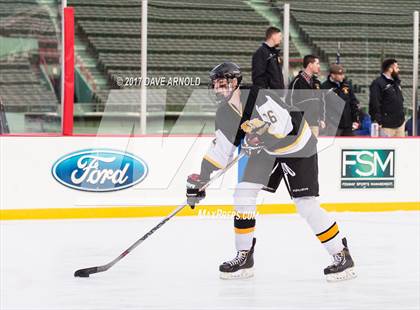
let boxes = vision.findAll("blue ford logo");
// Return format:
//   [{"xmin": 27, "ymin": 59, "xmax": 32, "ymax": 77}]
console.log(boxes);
[{"xmin": 52, "ymin": 149, "xmax": 148, "ymax": 192}]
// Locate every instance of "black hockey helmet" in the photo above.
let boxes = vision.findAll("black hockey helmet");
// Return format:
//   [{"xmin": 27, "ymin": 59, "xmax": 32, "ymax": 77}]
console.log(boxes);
[
  {"xmin": 209, "ymin": 62, "xmax": 243, "ymax": 86},
  {"xmin": 209, "ymin": 62, "xmax": 242, "ymax": 104}
]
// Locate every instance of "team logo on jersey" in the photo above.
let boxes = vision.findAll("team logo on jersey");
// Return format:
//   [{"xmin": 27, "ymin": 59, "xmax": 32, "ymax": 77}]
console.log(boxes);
[
  {"xmin": 52, "ymin": 149, "xmax": 148, "ymax": 192},
  {"xmin": 341, "ymin": 149, "xmax": 395, "ymax": 189}
]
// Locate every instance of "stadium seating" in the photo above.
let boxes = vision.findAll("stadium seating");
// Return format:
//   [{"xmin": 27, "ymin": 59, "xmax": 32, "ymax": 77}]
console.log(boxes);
[
  {"xmin": 0, "ymin": 55, "xmax": 58, "ymax": 112},
  {"xmin": 0, "ymin": 1, "xmax": 59, "ymax": 45},
  {"xmin": 0, "ymin": 0, "xmax": 60, "ymax": 113},
  {"xmin": 68, "ymin": 0, "xmax": 301, "ymax": 109},
  {"xmin": 69, "ymin": 0, "xmax": 267, "ymax": 105},
  {"xmin": 272, "ymin": 0, "xmax": 419, "ymax": 109},
  {"xmin": 1, "ymin": 0, "xmax": 418, "ymax": 132},
  {"xmin": 271, "ymin": 0, "xmax": 419, "ymax": 13}
]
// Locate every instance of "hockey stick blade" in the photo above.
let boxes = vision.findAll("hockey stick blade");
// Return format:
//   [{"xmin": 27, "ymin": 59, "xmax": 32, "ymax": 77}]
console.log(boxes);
[
  {"xmin": 74, "ymin": 265, "xmax": 109, "ymax": 277},
  {"xmin": 74, "ymin": 152, "xmax": 245, "ymax": 278},
  {"xmin": 74, "ymin": 267, "xmax": 98, "ymax": 278}
]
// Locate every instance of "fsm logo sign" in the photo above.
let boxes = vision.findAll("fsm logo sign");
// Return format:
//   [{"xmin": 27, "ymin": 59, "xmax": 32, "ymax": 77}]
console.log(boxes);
[
  {"xmin": 341, "ymin": 149, "xmax": 395, "ymax": 189},
  {"xmin": 52, "ymin": 149, "xmax": 148, "ymax": 192}
]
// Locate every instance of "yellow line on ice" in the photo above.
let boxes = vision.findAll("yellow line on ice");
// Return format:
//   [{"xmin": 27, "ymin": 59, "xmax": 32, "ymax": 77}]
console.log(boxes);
[{"xmin": 0, "ymin": 202, "xmax": 419, "ymax": 220}]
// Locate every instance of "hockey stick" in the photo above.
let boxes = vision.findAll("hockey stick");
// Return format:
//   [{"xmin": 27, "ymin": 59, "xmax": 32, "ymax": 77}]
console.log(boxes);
[{"xmin": 74, "ymin": 151, "xmax": 245, "ymax": 277}]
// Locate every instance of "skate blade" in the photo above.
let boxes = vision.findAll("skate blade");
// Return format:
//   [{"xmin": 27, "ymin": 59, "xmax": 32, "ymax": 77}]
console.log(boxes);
[
  {"xmin": 220, "ymin": 267, "xmax": 254, "ymax": 280},
  {"xmin": 326, "ymin": 267, "xmax": 357, "ymax": 282}
]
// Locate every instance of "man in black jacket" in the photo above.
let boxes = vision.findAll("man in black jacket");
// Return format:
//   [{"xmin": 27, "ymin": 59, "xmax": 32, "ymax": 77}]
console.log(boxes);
[
  {"xmin": 252, "ymin": 26, "xmax": 284, "ymax": 89},
  {"xmin": 369, "ymin": 58, "xmax": 405, "ymax": 137},
  {"xmin": 321, "ymin": 64, "xmax": 359, "ymax": 136},
  {"xmin": 288, "ymin": 55, "xmax": 324, "ymax": 137}
]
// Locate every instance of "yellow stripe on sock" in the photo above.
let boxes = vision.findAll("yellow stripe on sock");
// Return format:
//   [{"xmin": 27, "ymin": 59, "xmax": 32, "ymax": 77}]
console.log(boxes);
[
  {"xmin": 316, "ymin": 223, "xmax": 339, "ymax": 243},
  {"xmin": 235, "ymin": 227, "xmax": 255, "ymax": 234}
]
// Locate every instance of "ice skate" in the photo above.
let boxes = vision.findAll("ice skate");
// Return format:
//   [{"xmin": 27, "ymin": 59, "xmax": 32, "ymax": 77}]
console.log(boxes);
[
  {"xmin": 324, "ymin": 238, "xmax": 356, "ymax": 282},
  {"xmin": 219, "ymin": 238, "xmax": 256, "ymax": 279}
]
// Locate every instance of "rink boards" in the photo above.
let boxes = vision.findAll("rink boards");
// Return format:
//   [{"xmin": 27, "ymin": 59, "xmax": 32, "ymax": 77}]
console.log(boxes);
[{"xmin": 0, "ymin": 136, "xmax": 419, "ymax": 220}]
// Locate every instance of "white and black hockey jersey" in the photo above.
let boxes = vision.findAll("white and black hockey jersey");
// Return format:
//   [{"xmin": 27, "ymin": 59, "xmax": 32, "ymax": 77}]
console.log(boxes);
[{"xmin": 200, "ymin": 86, "xmax": 317, "ymax": 180}]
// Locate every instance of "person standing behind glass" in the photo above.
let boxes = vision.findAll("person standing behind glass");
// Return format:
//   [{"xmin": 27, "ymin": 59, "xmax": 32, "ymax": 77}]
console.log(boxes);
[
  {"xmin": 369, "ymin": 59, "xmax": 405, "ymax": 137},
  {"xmin": 321, "ymin": 64, "xmax": 359, "ymax": 136},
  {"xmin": 288, "ymin": 55, "xmax": 324, "ymax": 137},
  {"xmin": 252, "ymin": 26, "xmax": 285, "ymax": 90}
]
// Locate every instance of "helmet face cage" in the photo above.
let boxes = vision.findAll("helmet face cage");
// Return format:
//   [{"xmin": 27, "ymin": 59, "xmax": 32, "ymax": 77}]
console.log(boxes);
[
  {"xmin": 209, "ymin": 77, "xmax": 235, "ymax": 105},
  {"xmin": 208, "ymin": 62, "xmax": 242, "ymax": 104}
]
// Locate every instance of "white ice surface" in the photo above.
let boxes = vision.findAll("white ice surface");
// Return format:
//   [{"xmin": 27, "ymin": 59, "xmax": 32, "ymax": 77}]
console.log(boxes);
[{"xmin": 1, "ymin": 212, "xmax": 419, "ymax": 310}]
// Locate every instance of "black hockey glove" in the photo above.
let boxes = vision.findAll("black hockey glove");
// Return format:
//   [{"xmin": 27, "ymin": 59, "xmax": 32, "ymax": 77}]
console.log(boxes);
[
  {"xmin": 186, "ymin": 174, "xmax": 206, "ymax": 209},
  {"xmin": 241, "ymin": 134, "xmax": 265, "ymax": 157}
]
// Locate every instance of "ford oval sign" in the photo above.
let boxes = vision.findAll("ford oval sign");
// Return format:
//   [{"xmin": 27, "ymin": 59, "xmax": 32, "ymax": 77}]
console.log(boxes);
[{"xmin": 52, "ymin": 149, "xmax": 148, "ymax": 192}]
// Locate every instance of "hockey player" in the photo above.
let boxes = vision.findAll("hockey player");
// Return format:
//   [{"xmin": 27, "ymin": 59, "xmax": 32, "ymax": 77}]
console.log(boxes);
[{"xmin": 186, "ymin": 62, "xmax": 356, "ymax": 282}]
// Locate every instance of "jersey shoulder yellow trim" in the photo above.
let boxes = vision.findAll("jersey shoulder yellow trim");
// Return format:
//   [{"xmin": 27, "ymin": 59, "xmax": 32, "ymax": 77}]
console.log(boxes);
[
  {"xmin": 273, "ymin": 121, "xmax": 309, "ymax": 154},
  {"xmin": 268, "ymin": 125, "xmax": 287, "ymax": 139}
]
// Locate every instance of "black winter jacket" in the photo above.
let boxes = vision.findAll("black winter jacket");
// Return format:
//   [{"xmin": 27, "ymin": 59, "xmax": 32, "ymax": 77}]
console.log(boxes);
[
  {"xmin": 321, "ymin": 77, "xmax": 359, "ymax": 129},
  {"xmin": 252, "ymin": 43, "xmax": 285, "ymax": 89},
  {"xmin": 287, "ymin": 71, "xmax": 323, "ymax": 126},
  {"xmin": 369, "ymin": 74, "xmax": 404, "ymax": 128}
]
